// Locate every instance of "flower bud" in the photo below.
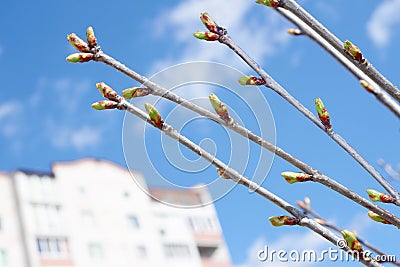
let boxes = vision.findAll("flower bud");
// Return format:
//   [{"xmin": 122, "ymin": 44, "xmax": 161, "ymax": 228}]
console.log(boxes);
[
  {"xmin": 344, "ymin": 40, "xmax": 363, "ymax": 62},
  {"xmin": 269, "ymin": 216, "xmax": 299, "ymax": 227},
  {"xmin": 66, "ymin": 53, "xmax": 93, "ymax": 63},
  {"xmin": 67, "ymin": 33, "xmax": 90, "ymax": 52},
  {"xmin": 366, "ymin": 189, "xmax": 395, "ymax": 203},
  {"xmin": 217, "ymin": 168, "xmax": 230, "ymax": 179},
  {"xmin": 281, "ymin": 172, "xmax": 311, "ymax": 184},
  {"xmin": 238, "ymin": 76, "xmax": 266, "ymax": 86},
  {"xmin": 200, "ymin": 12, "xmax": 219, "ymax": 33},
  {"xmin": 91, "ymin": 100, "xmax": 118, "ymax": 110},
  {"xmin": 209, "ymin": 93, "xmax": 231, "ymax": 122},
  {"xmin": 256, "ymin": 0, "xmax": 280, "ymax": 7},
  {"xmin": 359, "ymin": 80, "xmax": 375, "ymax": 94},
  {"xmin": 367, "ymin": 211, "xmax": 391, "ymax": 225},
  {"xmin": 96, "ymin": 82, "xmax": 118, "ymax": 101},
  {"xmin": 86, "ymin": 26, "xmax": 97, "ymax": 47},
  {"xmin": 145, "ymin": 103, "xmax": 163, "ymax": 128},
  {"xmin": 315, "ymin": 98, "xmax": 332, "ymax": 130},
  {"xmin": 122, "ymin": 87, "xmax": 151, "ymax": 99},
  {"xmin": 341, "ymin": 230, "xmax": 363, "ymax": 252},
  {"xmin": 193, "ymin": 31, "xmax": 220, "ymax": 41},
  {"xmin": 287, "ymin": 29, "xmax": 302, "ymax": 35}
]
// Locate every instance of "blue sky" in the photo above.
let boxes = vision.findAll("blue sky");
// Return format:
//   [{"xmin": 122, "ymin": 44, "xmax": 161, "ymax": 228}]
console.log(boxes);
[{"xmin": 1, "ymin": 0, "xmax": 400, "ymax": 266}]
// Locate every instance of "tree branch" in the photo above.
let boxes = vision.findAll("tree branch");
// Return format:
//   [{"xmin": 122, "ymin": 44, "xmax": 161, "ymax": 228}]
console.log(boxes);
[
  {"xmin": 93, "ymin": 51, "xmax": 400, "ymax": 227},
  {"xmin": 216, "ymin": 30, "xmax": 400, "ymax": 205},
  {"xmin": 274, "ymin": 7, "xmax": 400, "ymax": 119},
  {"xmin": 298, "ymin": 198, "xmax": 400, "ymax": 266},
  {"xmin": 279, "ymin": 0, "xmax": 400, "ymax": 103},
  {"xmin": 115, "ymin": 96, "xmax": 381, "ymax": 267}
]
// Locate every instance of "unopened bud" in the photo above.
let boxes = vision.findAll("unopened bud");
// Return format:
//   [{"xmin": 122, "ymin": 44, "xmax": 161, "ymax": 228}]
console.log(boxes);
[
  {"xmin": 91, "ymin": 100, "xmax": 118, "ymax": 110},
  {"xmin": 217, "ymin": 168, "xmax": 230, "ymax": 179},
  {"xmin": 96, "ymin": 82, "xmax": 118, "ymax": 101},
  {"xmin": 193, "ymin": 31, "xmax": 220, "ymax": 41},
  {"xmin": 86, "ymin": 26, "xmax": 97, "ymax": 47},
  {"xmin": 366, "ymin": 189, "xmax": 395, "ymax": 203},
  {"xmin": 344, "ymin": 40, "xmax": 364, "ymax": 63},
  {"xmin": 209, "ymin": 93, "xmax": 231, "ymax": 122},
  {"xmin": 122, "ymin": 87, "xmax": 151, "ymax": 99},
  {"xmin": 145, "ymin": 103, "xmax": 163, "ymax": 128},
  {"xmin": 281, "ymin": 172, "xmax": 312, "ymax": 184},
  {"xmin": 256, "ymin": 0, "xmax": 280, "ymax": 8},
  {"xmin": 67, "ymin": 33, "xmax": 90, "ymax": 52},
  {"xmin": 341, "ymin": 230, "xmax": 363, "ymax": 252},
  {"xmin": 367, "ymin": 211, "xmax": 391, "ymax": 225},
  {"xmin": 269, "ymin": 216, "xmax": 299, "ymax": 227},
  {"xmin": 200, "ymin": 12, "xmax": 219, "ymax": 33},
  {"xmin": 359, "ymin": 80, "xmax": 375, "ymax": 94},
  {"xmin": 66, "ymin": 53, "xmax": 93, "ymax": 63},
  {"xmin": 238, "ymin": 76, "xmax": 266, "ymax": 86},
  {"xmin": 287, "ymin": 28, "xmax": 302, "ymax": 35},
  {"xmin": 315, "ymin": 98, "xmax": 332, "ymax": 130}
]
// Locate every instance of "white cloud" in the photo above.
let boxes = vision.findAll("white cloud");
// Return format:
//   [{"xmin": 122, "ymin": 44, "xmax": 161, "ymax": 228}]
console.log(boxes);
[
  {"xmin": 52, "ymin": 126, "xmax": 102, "ymax": 150},
  {"xmin": 0, "ymin": 102, "xmax": 23, "ymax": 137},
  {"xmin": 367, "ymin": 0, "xmax": 400, "ymax": 47},
  {"xmin": 152, "ymin": 0, "xmax": 290, "ymax": 72}
]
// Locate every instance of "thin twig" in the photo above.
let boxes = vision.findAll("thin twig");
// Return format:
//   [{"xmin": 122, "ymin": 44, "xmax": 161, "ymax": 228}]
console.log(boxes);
[
  {"xmin": 274, "ymin": 8, "xmax": 400, "ymax": 119},
  {"xmin": 279, "ymin": 0, "xmax": 400, "ymax": 103},
  {"xmin": 116, "ymin": 97, "xmax": 381, "ymax": 267},
  {"xmin": 298, "ymin": 199, "xmax": 400, "ymax": 266},
  {"xmin": 217, "ymin": 33, "xmax": 400, "ymax": 205},
  {"xmin": 93, "ymin": 51, "xmax": 400, "ymax": 228}
]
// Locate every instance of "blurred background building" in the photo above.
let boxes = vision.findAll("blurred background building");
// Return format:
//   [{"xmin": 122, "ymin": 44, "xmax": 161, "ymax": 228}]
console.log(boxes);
[{"xmin": 0, "ymin": 158, "xmax": 231, "ymax": 267}]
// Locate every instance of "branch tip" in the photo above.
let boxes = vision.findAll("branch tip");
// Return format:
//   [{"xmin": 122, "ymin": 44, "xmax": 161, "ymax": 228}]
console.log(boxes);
[
  {"xmin": 193, "ymin": 31, "xmax": 220, "ymax": 41},
  {"xmin": 86, "ymin": 26, "xmax": 97, "ymax": 47},
  {"xmin": 67, "ymin": 33, "xmax": 90, "ymax": 52},
  {"xmin": 96, "ymin": 82, "xmax": 118, "ymax": 101},
  {"xmin": 91, "ymin": 100, "xmax": 118, "ymax": 110}
]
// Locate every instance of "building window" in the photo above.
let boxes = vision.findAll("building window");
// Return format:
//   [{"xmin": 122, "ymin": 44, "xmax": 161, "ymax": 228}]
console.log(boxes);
[
  {"xmin": 0, "ymin": 250, "xmax": 7, "ymax": 266},
  {"xmin": 36, "ymin": 237, "xmax": 69, "ymax": 258},
  {"xmin": 135, "ymin": 245, "xmax": 147, "ymax": 259},
  {"xmin": 88, "ymin": 243, "xmax": 103, "ymax": 259},
  {"xmin": 188, "ymin": 216, "xmax": 216, "ymax": 233},
  {"xmin": 163, "ymin": 243, "xmax": 191, "ymax": 258},
  {"xmin": 81, "ymin": 210, "xmax": 95, "ymax": 226},
  {"xmin": 32, "ymin": 203, "xmax": 61, "ymax": 230},
  {"xmin": 128, "ymin": 215, "xmax": 140, "ymax": 228}
]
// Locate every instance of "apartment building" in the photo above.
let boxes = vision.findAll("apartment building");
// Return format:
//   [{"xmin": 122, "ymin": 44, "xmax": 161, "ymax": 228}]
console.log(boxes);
[{"xmin": 0, "ymin": 159, "xmax": 231, "ymax": 267}]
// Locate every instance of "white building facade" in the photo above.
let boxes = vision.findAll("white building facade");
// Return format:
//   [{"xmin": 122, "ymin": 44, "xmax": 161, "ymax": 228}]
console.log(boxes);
[{"xmin": 0, "ymin": 159, "xmax": 231, "ymax": 267}]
